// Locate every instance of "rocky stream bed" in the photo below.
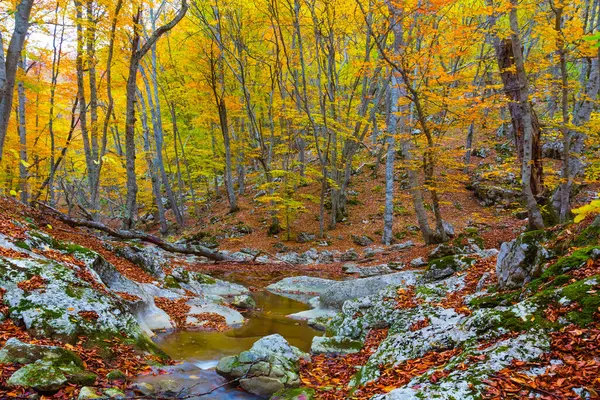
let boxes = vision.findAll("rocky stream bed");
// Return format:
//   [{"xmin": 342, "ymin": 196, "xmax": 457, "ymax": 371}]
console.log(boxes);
[{"xmin": 0, "ymin": 208, "xmax": 599, "ymax": 399}]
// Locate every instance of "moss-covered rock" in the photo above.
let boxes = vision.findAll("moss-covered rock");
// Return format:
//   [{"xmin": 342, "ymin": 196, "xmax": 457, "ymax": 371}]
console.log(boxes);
[
  {"xmin": 496, "ymin": 230, "xmax": 552, "ymax": 290},
  {"xmin": 106, "ymin": 369, "xmax": 127, "ymax": 381},
  {"xmin": 216, "ymin": 334, "xmax": 309, "ymax": 398},
  {"xmin": 78, "ymin": 387, "xmax": 102, "ymax": 399},
  {"xmin": 163, "ymin": 275, "xmax": 181, "ymax": 289},
  {"xmin": 7, "ymin": 360, "xmax": 68, "ymax": 391},
  {"xmin": 0, "ymin": 338, "xmax": 83, "ymax": 368},
  {"xmin": 424, "ymin": 255, "xmax": 476, "ymax": 282},
  {"xmin": 271, "ymin": 387, "xmax": 315, "ymax": 400}
]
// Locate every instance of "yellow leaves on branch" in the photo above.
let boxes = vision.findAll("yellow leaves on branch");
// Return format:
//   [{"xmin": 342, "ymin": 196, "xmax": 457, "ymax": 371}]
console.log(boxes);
[{"xmin": 572, "ymin": 196, "xmax": 600, "ymax": 223}]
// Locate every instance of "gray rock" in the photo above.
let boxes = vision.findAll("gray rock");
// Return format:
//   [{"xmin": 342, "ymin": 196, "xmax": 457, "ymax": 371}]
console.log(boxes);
[
  {"xmin": 428, "ymin": 244, "xmax": 461, "ymax": 260},
  {"xmin": 342, "ymin": 263, "xmax": 360, "ymax": 274},
  {"xmin": 357, "ymin": 264, "xmax": 393, "ymax": 278},
  {"xmin": 443, "ymin": 221, "xmax": 455, "ymax": 237},
  {"xmin": 410, "ymin": 257, "xmax": 427, "ymax": 268},
  {"xmin": 103, "ymin": 388, "xmax": 126, "ymax": 398},
  {"xmin": 0, "ymin": 338, "xmax": 83, "ymax": 368},
  {"xmin": 390, "ymin": 241, "xmax": 414, "ymax": 251},
  {"xmin": 388, "ymin": 261, "xmax": 406, "ymax": 270},
  {"xmin": 320, "ymin": 270, "xmax": 421, "ymax": 309},
  {"xmin": 267, "ymin": 276, "xmax": 336, "ymax": 297},
  {"xmin": 216, "ymin": 334, "xmax": 308, "ymax": 397},
  {"xmin": 78, "ymin": 387, "xmax": 102, "ymax": 399},
  {"xmin": 231, "ymin": 294, "xmax": 256, "ymax": 310},
  {"xmin": 8, "ymin": 360, "xmax": 68, "ymax": 391},
  {"xmin": 363, "ymin": 247, "xmax": 384, "ymax": 258},
  {"xmin": 317, "ymin": 251, "xmax": 335, "ymax": 264},
  {"xmin": 115, "ymin": 245, "xmax": 166, "ymax": 278},
  {"xmin": 296, "ymin": 232, "xmax": 316, "ymax": 243},
  {"xmin": 496, "ymin": 231, "xmax": 550, "ymax": 290},
  {"xmin": 0, "ymin": 250, "xmax": 155, "ymax": 348},
  {"xmin": 240, "ymin": 376, "xmax": 284, "ymax": 397},
  {"xmin": 423, "ymin": 255, "xmax": 476, "ymax": 282},
  {"xmin": 352, "ymin": 235, "xmax": 374, "ymax": 247},
  {"xmin": 340, "ymin": 249, "xmax": 359, "ymax": 262}
]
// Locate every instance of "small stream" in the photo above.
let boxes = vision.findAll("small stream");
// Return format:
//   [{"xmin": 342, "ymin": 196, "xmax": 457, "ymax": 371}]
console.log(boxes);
[{"xmin": 137, "ymin": 291, "xmax": 321, "ymax": 399}]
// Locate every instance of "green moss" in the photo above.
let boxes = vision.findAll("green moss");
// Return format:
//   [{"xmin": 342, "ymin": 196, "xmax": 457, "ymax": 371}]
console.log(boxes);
[
  {"xmin": 106, "ymin": 369, "xmax": 127, "ymax": 381},
  {"xmin": 571, "ymin": 225, "xmax": 600, "ymax": 248},
  {"xmin": 163, "ymin": 275, "xmax": 181, "ymax": 289},
  {"xmin": 492, "ymin": 309, "xmax": 558, "ymax": 332},
  {"xmin": 469, "ymin": 291, "xmax": 521, "ymax": 309},
  {"xmin": 65, "ymin": 285, "xmax": 85, "ymax": 299},
  {"xmin": 65, "ymin": 370, "xmax": 97, "ymax": 386},
  {"xmin": 560, "ymin": 276, "xmax": 600, "ymax": 326},
  {"xmin": 541, "ymin": 246, "xmax": 599, "ymax": 280},
  {"xmin": 195, "ymin": 273, "xmax": 216, "ymax": 285},
  {"xmin": 415, "ymin": 285, "xmax": 438, "ymax": 297},
  {"xmin": 14, "ymin": 241, "xmax": 31, "ymax": 251},
  {"xmin": 272, "ymin": 387, "xmax": 315, "ymax": 400}
]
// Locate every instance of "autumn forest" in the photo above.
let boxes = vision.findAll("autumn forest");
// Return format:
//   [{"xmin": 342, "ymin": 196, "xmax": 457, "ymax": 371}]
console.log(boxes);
[{"xmin": 0, "ymin": 0, "xmax": 600, "ymax": 398}]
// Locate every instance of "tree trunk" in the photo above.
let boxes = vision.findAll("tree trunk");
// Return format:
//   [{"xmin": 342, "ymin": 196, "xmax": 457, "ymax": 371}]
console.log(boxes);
[
  {"xmin": 508, "ymin": 0, "xmax": 545, "ymax": 229},
  {"xmin": 17, "ymin": 56, "xmax": 27, "ymax": 203},
  {"xmin": 122, "ymin": 1, "xmax": 188, "ymax": 229},
  {"xmin": 0, "ymin": 0, "xmax": 35, "ymax": 161}
]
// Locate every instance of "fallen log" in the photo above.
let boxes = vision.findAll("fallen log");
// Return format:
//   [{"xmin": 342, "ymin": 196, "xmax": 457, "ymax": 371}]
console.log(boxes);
[{"xmin": 35, "ymin": 201, "xmax": 231, "ymax": 262}]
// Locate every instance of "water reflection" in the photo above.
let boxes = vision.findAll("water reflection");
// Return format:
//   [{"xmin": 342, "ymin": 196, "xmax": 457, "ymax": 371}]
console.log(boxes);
[{"xmin": 154, "ymin": 291, "xmax": 321, "ymax": 362}]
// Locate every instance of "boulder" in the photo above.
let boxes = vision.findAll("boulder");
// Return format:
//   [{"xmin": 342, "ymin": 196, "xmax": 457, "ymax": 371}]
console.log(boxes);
[
  {"xmin": 0, "ymin": 338, "xmax": 83, "ymax": 368},
  {"xmin": 267, "ymin": 276, "xmax": 336, "ymax": 298},
  {"xmin": 340, "ymin": 249, "xmax": 359, "ymax": 262},
  {"xmin": 342, "ymin": 263, "xmax": 360, "ymax": 274},
  {"xmin": 352, "ymin": 235, "xmax": 374, "ymax": 247},
  {"xmin": 7, "ymin": 360, "xmax": 68, "ymax": 392},
  {"xmin": 356, "ymin": 264, "xmax": 393, "ymax": 278},
  {"xmin": 231, "ymin": 294, "xmax": 256, "ymax": 310},
  {"xmin": 0, "ymin": 254, "xmax": 156, "ymax": 350},
  {"xmin": 410, "ymin": 257, "xmax": 427, "ymax": 268},
  {"xmin": 296, "ymin": 232, "xmax": 316, "ymax": 243},
  {"xmin": 320, "ymin": 271, "xmax": 421, "ymax": 309},
  {"xmin": 114, "ymin": 245, "xmax": 166, "ymax": 278},
  {"xmin": 423, "ymin": 255, "xmax": 476, "ymax": 282},
  {"xmin": 428, "ymin": 244, "xmax": 461, "ymax": 260},
  {"xmin": 78, "ymin": 387, "xmax": 102, "ymax": 399},
  {"xmin": 216, "ymin": 334, "xmax": 309, "ymax": 397},
  {"xmin": 390, "ymin": 241, "xmax": 414, "ymax": 251},
  {"xmin": 496, "ymin": 231, "xmax": 550, "ymax": 290}
]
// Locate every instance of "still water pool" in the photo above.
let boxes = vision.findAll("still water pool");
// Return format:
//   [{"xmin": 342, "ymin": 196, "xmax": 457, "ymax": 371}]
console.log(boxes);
[{"xmin": 136, "ymin": 291, "xmax": 322, "ymax": 399}]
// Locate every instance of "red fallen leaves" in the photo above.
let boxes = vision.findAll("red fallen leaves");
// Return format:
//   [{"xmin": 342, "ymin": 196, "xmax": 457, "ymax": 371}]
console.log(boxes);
[
  {"xmin": 571, "ymin": 257, "xmax": 600, "ymax": 281},
  {"xmin": 300, "ymin": 328, "xmax": 388, "ymax": 399},
  {"xmin": 544, "ymin": 302, "xmax": 582, "ymax": 323},
  {"xmin": 354, "ymin": 348, "xmax": 462, "ymax": 398},
  {"xmin": 0, "ymin": 288, "xmax": 8, "ymax": 316},
  {"xmin": 0, "ymin": 218, "xmax": 26, "ymax": 240},
  {"xmin": 114, "ymin": 292, "xmax": 141, "ymax": 302},
  {"xmin": 484, "ymin": 323, "xmax": 600, "ymax": 399},
  {"xmin": 0, "ymin": 247, "xmax": 28, "ymax": 259},
  {"xmin": 33, "ymin": 248, "xmax": 85, "ymax": 268},
  {"xmin": 75, "ymin": 267, "xmax": 109, "ymax": 295},
  {"xmin": 409, "ymin": 318, "xmax": 431, "ymax": 332},
  {"xmin": 78, "ymin": 311, "xmax": 99, "ymax": 321},
  {"xmin": 188, "ymin": 312, "xmax": 228, "ymax": 331},
  {"xmin": 16, "ymin": 275, "xmax": 47, "ymax": 291},
  {"xmin": 395, "ymin": 287, "xmax": 423, "ymax": 309},
  {"xmin": 154, "ymin": 296, "xmax": 191, "ymax": 328},
  {"xmin": 0, "ymin": 318, "xmax": 166, "ymax": 399},
  {"xmin": 438, "ymin": 257, "xmax": 496, "ymax": 315}
]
